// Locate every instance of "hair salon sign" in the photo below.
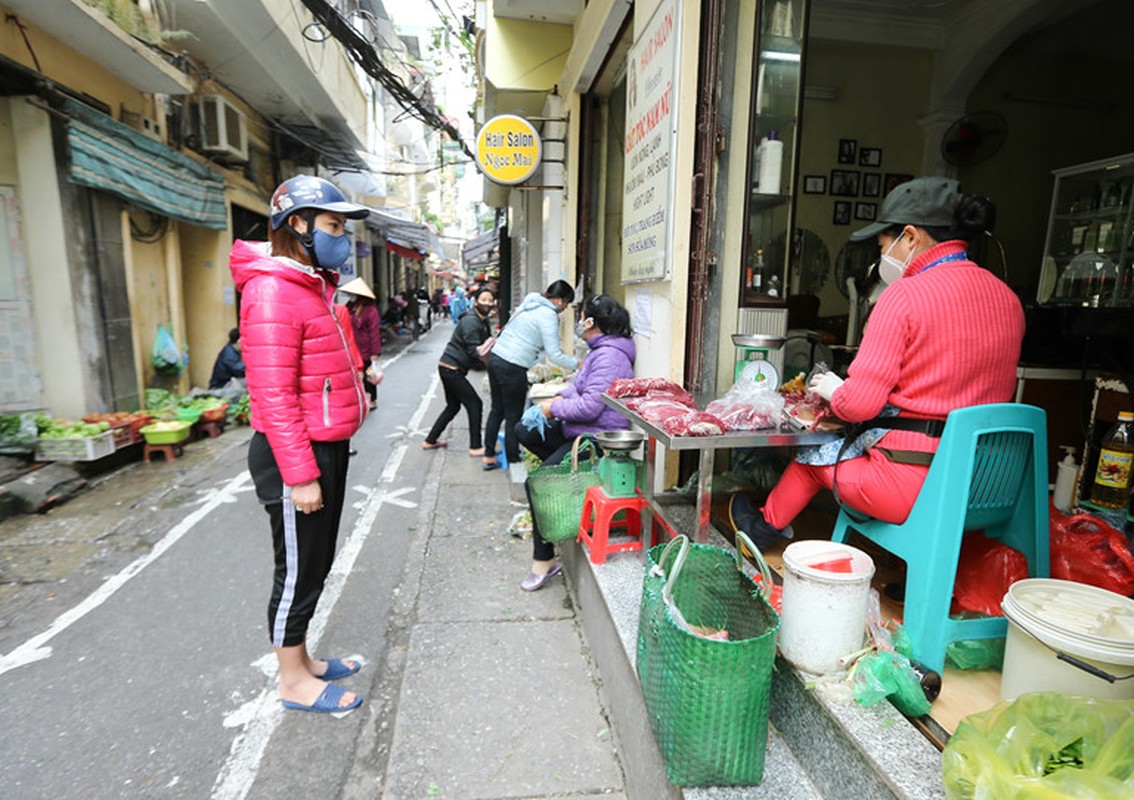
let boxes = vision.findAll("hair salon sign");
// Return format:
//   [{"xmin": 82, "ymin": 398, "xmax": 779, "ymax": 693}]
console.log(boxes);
[{"xmin": 476, "ymin": 115, "xmax": 542, "ymax": 185}]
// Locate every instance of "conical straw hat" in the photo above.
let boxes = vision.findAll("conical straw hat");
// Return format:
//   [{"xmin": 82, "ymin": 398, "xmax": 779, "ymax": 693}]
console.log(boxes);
[{"xmin": 338, "ymin": 277, "xmax": 375, "ymax": 299}]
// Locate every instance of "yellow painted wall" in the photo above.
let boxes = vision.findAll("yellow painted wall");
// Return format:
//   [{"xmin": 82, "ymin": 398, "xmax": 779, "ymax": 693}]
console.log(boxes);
[
  {"xmin": 0, "ymin": 9, "xmax": 146, "ymax": 120},
  {"xmin": 0, "ymin": 97, "xmax": 15, "ymax": 184},
  {"xmin": 795, "ymin": 41, "xmax": 934, "ymax": 318},
  {"xmin": 486, "ymin": 17, "xmax": 572, "ymax": 90},
  {"xmin": 180, "ymin": 223, "xmax": 235, "ymax": 389},
  {"xmin": 128, "ymin": 227, "xmax": 175, "ymax": 390},
  {"xmin": 713, "ymin": 0, "xmax": 758, "ymax": 390}
]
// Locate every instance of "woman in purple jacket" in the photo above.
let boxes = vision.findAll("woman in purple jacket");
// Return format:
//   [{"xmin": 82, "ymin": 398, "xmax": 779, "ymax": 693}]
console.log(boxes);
[{"xmin": 515, "ymin": 294, "xmax": 635, "ymax": 591}]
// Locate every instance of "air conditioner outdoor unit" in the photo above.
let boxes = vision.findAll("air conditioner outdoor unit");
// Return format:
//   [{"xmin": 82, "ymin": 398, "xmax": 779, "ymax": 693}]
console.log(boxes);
[{"xmin": 196, "ymin": 95, "xmax": 248, "ymax": 163}]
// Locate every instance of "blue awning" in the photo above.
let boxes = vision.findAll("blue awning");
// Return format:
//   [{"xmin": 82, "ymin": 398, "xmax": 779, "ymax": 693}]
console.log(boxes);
[{"xmin": 62, "ymin": 98, "xmax": 228, "ymax": 230}]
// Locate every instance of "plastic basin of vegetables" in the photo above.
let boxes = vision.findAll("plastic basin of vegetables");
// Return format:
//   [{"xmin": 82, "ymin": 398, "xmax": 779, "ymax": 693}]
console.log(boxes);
[
  {"xmin": 199, "ymin": 403, "xmax": 229, "ymax": 423},
  {"xmin": 139, "ymin": 421, "xmax": 192, "ymax": 445},
  {"xmin": 175, "ymin": 407, "xmax": 202, "ymax": 424}
]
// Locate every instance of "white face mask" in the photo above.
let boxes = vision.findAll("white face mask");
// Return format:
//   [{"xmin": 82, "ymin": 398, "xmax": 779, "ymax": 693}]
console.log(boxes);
[{"xmin": 877, "ymin": 234, "xmax": 914, "ymax": 285}]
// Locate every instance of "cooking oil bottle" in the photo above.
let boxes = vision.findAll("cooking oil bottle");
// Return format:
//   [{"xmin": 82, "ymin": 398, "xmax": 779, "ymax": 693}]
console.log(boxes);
[{"xmin": 1089, "ymin": 411, "xmax": 1134, "ymax": 518}]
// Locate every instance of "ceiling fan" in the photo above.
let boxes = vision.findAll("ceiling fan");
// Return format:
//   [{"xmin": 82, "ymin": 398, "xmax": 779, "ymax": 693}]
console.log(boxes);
[{"xmin": 940, "ymin": 110, "xmax": 1007, "ymax": 168}]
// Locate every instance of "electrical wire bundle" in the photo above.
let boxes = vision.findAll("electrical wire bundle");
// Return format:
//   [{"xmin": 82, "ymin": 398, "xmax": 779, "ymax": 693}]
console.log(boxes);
[{"xmin": 297, "ymin": 0, "xmax": 475, "ymax": 162}]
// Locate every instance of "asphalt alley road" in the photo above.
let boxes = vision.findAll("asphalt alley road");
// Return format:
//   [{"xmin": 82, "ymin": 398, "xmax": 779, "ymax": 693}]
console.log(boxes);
[{"xmin": 0, "ymin": 325, "xmax": 454, "ymax": 798}]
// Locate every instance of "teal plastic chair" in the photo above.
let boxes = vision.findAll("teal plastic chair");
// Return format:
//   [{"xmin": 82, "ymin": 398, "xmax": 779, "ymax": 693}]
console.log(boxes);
[{"xmin": 831, "ymin": 403, "xmax": 1050, "ymax": 673}]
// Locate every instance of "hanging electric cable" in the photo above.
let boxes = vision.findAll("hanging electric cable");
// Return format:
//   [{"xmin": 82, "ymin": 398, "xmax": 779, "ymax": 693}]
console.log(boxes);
[{"xmin": 296, "ymin": 0, "xmax": 475, "ymax": 162}]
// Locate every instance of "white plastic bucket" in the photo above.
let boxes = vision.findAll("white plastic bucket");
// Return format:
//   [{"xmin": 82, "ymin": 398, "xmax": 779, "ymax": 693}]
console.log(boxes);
[
  {"xmin": 1000, "ymin": 578, "xmax": 1134, "ymax": 701},
  {"xmin": 779, "ymin": 540, "xmax": 875, "ymax": 674}
]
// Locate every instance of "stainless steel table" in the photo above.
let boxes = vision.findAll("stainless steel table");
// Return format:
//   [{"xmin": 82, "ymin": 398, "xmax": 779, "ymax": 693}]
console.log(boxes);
[{"xmin": 601, "ymin": 395, "xmax": 840, "ymax": 544}]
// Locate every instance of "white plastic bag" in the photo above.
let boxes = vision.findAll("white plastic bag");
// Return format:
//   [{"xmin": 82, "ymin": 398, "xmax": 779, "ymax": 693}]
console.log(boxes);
[{"xmin": 706, "ymin": 379, "xmax": 784, "ymax": 431}]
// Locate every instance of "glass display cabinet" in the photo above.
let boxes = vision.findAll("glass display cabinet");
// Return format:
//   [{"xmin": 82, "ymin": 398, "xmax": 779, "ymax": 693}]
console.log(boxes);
[
  {"xmin": 740, "ymin": 0, "xmax": 809, "ymax": 307},
  {"xmin": 1038, "ymin": 153, "xmax": 1134, "ymax": 307}
]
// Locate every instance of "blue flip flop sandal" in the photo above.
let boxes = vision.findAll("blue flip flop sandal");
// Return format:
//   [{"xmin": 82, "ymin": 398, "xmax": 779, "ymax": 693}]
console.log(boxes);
[
  {"xmin": 482, "ymin": 462, "xmax": 501, "ymax": 471},
  {"xmin": 320, "ymin": 658, "xmax": 361, "ymax": 681},
  {"xmin": 281, "ymin": 682, "xmax": 362, "ymax": 714}
]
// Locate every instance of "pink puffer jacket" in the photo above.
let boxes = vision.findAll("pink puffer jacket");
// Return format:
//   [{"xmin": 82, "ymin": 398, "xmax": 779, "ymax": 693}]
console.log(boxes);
[{"xmin": 230, "ymin": 240, "xmax": 366, "ymax": 486}]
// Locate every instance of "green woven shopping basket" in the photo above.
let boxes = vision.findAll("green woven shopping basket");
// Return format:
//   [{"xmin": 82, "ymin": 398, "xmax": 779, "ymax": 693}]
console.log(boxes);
[
  {"xmin": 636, "ymin": 531, "xmax": 781, "ymax": 787},
  {"xmin": 527, "ymin": 436, "xmax": 601, "ymax": 542}
]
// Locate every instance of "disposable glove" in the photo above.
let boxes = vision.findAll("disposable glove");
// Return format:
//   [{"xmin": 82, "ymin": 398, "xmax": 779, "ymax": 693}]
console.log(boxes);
[{"xmin": 807, "ymin": 371, "xmax": 844, "ymax": 401}]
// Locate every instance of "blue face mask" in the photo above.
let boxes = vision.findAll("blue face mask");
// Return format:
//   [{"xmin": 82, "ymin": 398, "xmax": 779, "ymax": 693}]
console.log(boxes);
[{"xmin": 312, "ymin": 229, "xmax": 351, "ymax": 269}]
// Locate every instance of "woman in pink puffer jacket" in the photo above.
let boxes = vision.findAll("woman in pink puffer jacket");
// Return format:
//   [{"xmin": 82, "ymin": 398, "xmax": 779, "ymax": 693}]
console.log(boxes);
[{"xmin": 231, "ymin": 175, "xmax": 372, "ymax": 716}]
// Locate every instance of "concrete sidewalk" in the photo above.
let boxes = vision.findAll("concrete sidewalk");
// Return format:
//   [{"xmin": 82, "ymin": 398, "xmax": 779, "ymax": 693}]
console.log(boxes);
[{"xmin": 344, "ymin": 380, "xmax": 629, "ymax": 798}]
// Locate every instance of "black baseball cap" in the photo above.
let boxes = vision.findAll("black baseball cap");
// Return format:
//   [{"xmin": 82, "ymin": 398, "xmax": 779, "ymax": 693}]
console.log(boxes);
[{"xmin": 850, "ymin": 177, "xmax": 962, "ymax": 241}]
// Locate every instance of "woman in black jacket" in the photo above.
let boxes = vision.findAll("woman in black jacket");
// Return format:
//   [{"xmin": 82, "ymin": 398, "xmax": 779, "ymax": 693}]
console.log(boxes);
[{"xmin": 423, "ymin": 288, "xmax": 496, "ymax": 454}]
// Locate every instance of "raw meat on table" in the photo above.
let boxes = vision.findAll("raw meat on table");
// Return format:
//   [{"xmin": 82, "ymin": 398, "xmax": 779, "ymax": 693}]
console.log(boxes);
[{"xmin": 662, "ymin": 411, "xmax": 726, "ymax": 437}]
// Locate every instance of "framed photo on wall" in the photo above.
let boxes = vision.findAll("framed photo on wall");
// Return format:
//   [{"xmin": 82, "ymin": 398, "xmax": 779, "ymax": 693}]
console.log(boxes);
[
  {"xmin": 829, "ymin": 169, "xmax": 860, "ymax": 197},
  {"xmin": 862, "ymin": 173, "xmax": 882, "ymax": 197},
  {"xmin": 833, "ymin": 201, "xmax": 851, "ymax": 225},
  {"xmin": 803, "ymin": 175, "xmax": 827, "ymax": 194},
  {"xmin": 859, "ymin": 147, "xmax": 882, "ymax": 167},
  {"xmin": 838, "ymin": 139, "xmax": 857, "ymax": 165},
  {"xmin": 884, "ymin": 173, "xmax": 914, "ymax": 195},
  {"xmin": 855, "ymin": 202, "xmax": 877, "ymax": 221}
]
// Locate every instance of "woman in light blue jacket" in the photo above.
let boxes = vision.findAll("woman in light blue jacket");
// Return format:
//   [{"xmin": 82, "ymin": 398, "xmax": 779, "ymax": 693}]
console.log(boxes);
[{"xmin": 482, "ymin": 280, "xmax": 578, "ymax": 469}]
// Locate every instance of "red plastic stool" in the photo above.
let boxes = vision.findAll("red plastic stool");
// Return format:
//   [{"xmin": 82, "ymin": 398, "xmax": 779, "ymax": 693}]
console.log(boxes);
[
  {"xmin": 577, "ymin": 485, "xmax": 651, "ymax": 564},
  {"xmin": 143, "ymin": 443, "xmax": 183, "ymax": 463},
  {"xmin": 196, "ymin": 420, "xmax": 224, "ymax": 439}
]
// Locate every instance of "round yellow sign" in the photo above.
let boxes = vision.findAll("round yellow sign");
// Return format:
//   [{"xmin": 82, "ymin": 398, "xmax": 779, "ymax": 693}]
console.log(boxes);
[{"xmin": 476, "ymin": 115, "xmax": 542, "ymax": 185}]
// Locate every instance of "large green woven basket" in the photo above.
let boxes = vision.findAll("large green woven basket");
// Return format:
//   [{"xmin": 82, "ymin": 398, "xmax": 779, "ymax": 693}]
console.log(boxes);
[
  {"xmin": 637, "ymin": 531, "xmax": 781, "ymax": 787},
  {"xmin": 527, "ymin": 437, "xmax": 601, "ymax": 542}
]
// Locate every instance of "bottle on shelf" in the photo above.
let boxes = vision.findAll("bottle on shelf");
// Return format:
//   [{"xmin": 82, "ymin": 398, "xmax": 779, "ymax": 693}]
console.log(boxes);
[
  {"xmin": 1089, "ymin": 411, "xmax": 1134, "ymax": 528},
  {"xmin": 750, "ymin": 248, "xmax": 766, "ymax": 292}
]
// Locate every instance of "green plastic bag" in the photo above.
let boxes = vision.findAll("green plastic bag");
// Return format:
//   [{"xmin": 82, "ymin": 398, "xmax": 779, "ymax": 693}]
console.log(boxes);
[
  {"xmin": 945, "ymin": 638, "xmax": 1005, "ymax": 671},
  {"xmin": 851, "ymin": 651, "xmax": 932, "ymax": 717},
  {"xmin": 942, "ymin": 693, "xmax": 1134, "ymax": 799}
]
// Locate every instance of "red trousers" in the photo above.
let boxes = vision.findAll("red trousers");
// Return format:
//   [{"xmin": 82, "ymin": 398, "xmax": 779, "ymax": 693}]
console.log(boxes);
[{"xmin": 762, "ymin": 449, "xmax": 929, "ymax": 529}]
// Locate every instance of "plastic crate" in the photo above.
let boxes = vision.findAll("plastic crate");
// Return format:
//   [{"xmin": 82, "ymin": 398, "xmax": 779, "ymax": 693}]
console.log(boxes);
[
  {"xmin": 108, "ymin": 422, "xmax": 134, "ymax": 450},
  {"xmin": 35, "ymin": 430, "xmax": 116, "ymax": 462}
]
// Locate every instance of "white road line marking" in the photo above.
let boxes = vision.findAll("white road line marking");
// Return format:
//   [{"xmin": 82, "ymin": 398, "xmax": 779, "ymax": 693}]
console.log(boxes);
[
  {"xmin": 0, "ymin": 472, "xmax": 254, "ymax": 677},
  {"xmin": 211, "ymin": 371, "xmax": 440, "ymax": 800}
]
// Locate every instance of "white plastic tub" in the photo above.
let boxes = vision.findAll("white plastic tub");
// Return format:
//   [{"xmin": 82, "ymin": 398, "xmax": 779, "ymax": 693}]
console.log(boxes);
[
  {"xmin": 1000, "ymin": 578, "xmax": 1134, "ymax": 701},
  {"xmin": 779, "ymin": 540, "xmax": 875, "ymax": 674}
]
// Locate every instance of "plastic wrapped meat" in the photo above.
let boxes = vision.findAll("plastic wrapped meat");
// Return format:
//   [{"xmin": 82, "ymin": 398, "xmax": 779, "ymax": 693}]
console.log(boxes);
[
  {"xmin": 607, "ymin": 377, "xmax": 689, "ymax": 399},
  {"xmin": 704, "ymin": 380, "xmax": 785, "ymax": 431},
  {"xmin": 706, "ymin": 399, "xmax": 778, "ymax": 431},
  {"xmin": 627, "ymin": 397, "xmax": 695, "ymax": 423},
  {"xmin": 662, "ymin": 411, "xmax": 726, "ymax": 437}
]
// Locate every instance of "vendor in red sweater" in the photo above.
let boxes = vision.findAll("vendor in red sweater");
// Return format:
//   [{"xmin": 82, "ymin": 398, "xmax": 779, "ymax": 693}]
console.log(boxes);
[{"xmin": 732, "ymin": 177, "xmax": 1025, "ymax": 546}]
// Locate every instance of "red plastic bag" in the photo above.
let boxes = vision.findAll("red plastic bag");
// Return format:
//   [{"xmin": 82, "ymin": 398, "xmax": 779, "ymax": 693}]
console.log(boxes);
[
  {"xmin": 1050, "ymin": 509, "xmax": 1134, "ymax": 596},
  {"xmin": 951, "ymin": 531, "xmax": 1029, "ymax": 616}
]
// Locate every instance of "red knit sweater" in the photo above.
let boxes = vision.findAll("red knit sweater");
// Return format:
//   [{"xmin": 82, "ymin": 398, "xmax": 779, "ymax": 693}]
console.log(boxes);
[{"xmin": 831, "ymin": 240, "xmax": 1024, "ymax": 454}]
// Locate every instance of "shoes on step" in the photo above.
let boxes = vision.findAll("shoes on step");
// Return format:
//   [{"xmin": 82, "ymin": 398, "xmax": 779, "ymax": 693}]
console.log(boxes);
[
  {"xmin": 422, "ymin": 440, "xmax": 448, "ymax": 450},
  {"xmin": 727, "ymin": 493, "xmax": 794, "ymax": 553},
  {"xmin": 280, "ymin": 682, "xmax": 362, "ymax": 714},
  {"xmin": 520, "ymin": 562, "xmax": 563, "ymax": 592}
]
